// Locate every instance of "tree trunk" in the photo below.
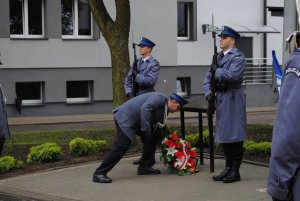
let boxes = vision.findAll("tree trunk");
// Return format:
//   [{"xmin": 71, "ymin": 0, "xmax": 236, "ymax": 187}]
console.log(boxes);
[{"xmin": 89, "ymin": 0, "xmax": 130, "ymax": 108}]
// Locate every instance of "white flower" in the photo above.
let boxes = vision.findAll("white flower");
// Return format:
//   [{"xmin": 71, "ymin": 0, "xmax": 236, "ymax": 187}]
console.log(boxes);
[{"xmin": 166, "ymin": 147, "xmax": 177, "ymax": 156}]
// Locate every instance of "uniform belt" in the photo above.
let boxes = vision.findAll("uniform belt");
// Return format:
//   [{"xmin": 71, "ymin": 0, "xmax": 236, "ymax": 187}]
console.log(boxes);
[{"xmin": 216, "ymin": 85, "xmax": 241, "ymax": 92}]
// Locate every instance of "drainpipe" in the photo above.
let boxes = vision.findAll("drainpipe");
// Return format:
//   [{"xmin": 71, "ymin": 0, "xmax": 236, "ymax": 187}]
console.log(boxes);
[{"xmin": 263, "ymin": 0, "xmax": 267, "ymax": 60}]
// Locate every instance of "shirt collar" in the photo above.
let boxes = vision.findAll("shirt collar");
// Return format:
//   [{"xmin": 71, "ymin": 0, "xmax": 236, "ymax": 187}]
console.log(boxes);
[
  {"xmin": 142, "ymin": 55, "xmax": 151, "ymax": 62},
  {"xmin": 223, "ymin": 48, "xmax": 232, "ymax": 55}
]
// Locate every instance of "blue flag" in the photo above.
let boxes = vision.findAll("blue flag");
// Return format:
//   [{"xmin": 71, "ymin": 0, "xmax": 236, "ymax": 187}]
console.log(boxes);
[{"xmin": 272, "ymin": 50, "xmax": 282, "ymax": 94}]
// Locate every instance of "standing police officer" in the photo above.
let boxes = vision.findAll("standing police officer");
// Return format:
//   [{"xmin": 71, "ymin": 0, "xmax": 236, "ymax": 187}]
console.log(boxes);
[
  {"xmin": 92, "ymin": 92, "xmax": 187, "ymax": 183},
  {"xmin": 124, "ymin": 37, "xmax": 160, "ymax": 98},
  {"xmin": 267, "ymin": 31, "xmax": 300, "ymax": 201},
  {"xmin": 203, "ymin": 26, "xmax": 246, "ymax": 183}
]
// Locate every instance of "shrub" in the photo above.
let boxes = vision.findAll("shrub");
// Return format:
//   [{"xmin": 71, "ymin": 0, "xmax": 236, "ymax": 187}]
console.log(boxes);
[
  {"xmin": 0, "ymin": 156, "xmax": 23, "ymax": 173},
  {"xmin": 27, "ymin": 143, "xmax": 63, "ymax": 163},
  {"xmin": 244, "ymin": 140, "xmax": 271, "ymax": 156},
  {"xmin": 69, "ymin": 137, "xmax": 107, "ymax": 157},
  {"xmin": 186, "ymin": 129, "xmax": 214, "ymax": 148}
]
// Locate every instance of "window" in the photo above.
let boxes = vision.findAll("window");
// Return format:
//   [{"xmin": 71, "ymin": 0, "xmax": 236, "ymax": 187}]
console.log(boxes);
[
  {"xmin": 61, "ymin": 0, "xmax": 93, "ymax": 39},
  {"xmin": 10, "ymin": 0, "xmax": 44, "ymax": 38},
  {"xmin": 176, "ymin": 77, "xmax": 191, "ymax": 96},
  {"xmin": 16, "ymin": 82, "xmax": 44, "ymax": 105},
  {"xmin": 66, "ymin": 81, "xmax": 92, "ymax": 103},
  {"xmin": 177, "ymin": 0, "xmax": 197, "ymax": 40}
]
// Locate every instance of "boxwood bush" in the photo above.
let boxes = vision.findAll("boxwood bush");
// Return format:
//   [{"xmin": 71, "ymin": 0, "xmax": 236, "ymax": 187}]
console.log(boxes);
[
  {"xmin": 244, "ymin": 140, "xmax": 271, "ymax": 156},
  {"xmin": 0, "ymin": 156, "xmax": 23, "ymax": 173},
  {"xmin": 27, "ymin": 142, "xmax": 63, "ymax": 163},
  {"xmin": 186, "ymin": 129, "xmax": 214, "ymax": 147},
  {"xmin": 69, "ymin": 137, "xmax": 107, "ymax": 157}
]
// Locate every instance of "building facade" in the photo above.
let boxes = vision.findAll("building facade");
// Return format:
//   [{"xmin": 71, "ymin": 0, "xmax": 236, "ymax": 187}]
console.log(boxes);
[{"xmin": 0, "ymin": 0, "xmax": 284, "ymax": 117}]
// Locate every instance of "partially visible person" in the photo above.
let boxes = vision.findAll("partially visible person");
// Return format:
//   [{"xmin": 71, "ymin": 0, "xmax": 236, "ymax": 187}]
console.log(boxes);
[
  {"xmin": 124, "ymin": 37, "xmax": 160, "ymax": 99},
  {"xmin": 0, "ymin": 84, "xmax": 10, "ymax": 157},
  {"xmin": 92, "ymin": 92, "xmax": 187, "ymax": 183},
  {"xmin": 203, "ymin": 26, "xmax": 246, "ymax": 183},
  {"xmin": 267, "ymin": 31, "xmax": 300, "ymax": 201}
]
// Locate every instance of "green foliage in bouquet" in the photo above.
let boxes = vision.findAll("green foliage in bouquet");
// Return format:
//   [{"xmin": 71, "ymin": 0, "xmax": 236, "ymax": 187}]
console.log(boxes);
[
  {"xmin": 69, "ymin": 137, "xmax": 107, "ymax": 157},
  {"xmin": 0, "ymin": 156, "xmax": 23, "ymax": 173},
  {"xmin": 27, "ymin": 142, "xmax": 63, "ymax": 163}
]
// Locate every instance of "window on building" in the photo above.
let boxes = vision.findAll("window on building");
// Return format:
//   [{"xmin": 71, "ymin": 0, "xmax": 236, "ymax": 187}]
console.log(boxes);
[
  {"xmin": 61, "ymin": 0, "xmax": 93, "ymax": 39},
  {"xmin": 66, "ymin": 81, "xmax": 92, "ymax": 103},
  {"xmin": 10, "ymin": 0, "xmax": 44, "ymax": 38},
  {"xmin": 177, "ymin": 0, "xmax": 197, "ymax": 41},
  {"xmin": 16, "ymin": 82, "xmax": 44, "ymax": 105},
  {"xmin": 176, "ymin": 77, "xmax": 191, "ymax": 96}
]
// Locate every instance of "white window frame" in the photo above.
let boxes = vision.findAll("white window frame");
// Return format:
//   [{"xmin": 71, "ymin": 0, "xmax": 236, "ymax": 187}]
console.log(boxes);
[
  {"xmin": 177, "ymin": 2, "xmax": 190, "ymax": 40},
  {"xmin": 66, "ymin": 81, "xmax": 92, "ymax": 104},
  {"xmin": 16, "ymin": 82, "xmax": 44, "ymax": 106},
  {"xmin": 10, "ymin": 0, "xmax": 45, "ymax": 39},
  {"xmin": 62, "ymin": 0, "xmax": 93, "ymax": 39},
  {"xmin": 176, "ymin": 77, "xmax": 190, "ymax": 97}
]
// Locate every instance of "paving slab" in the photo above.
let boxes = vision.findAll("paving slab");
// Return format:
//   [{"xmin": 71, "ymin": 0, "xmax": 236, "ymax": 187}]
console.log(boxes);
[{"xmin": 0, "ymin": 155, "xmax": 271, "ymax": 201}]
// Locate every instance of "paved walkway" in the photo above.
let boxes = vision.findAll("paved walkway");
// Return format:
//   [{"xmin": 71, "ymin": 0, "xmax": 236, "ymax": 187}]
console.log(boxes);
[
  {"xmin": 0, "ymin": 155, "xmax": 271, "ymax": 201},
  {"xmin": 1, "ymin": 106, "xmax": 276, "ymax": 201}
]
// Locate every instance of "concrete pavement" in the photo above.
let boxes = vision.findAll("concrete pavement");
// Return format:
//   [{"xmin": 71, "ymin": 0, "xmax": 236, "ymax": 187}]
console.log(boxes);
[
  {"xmin": 0, "ymin": 155, "xmax": 271, "ymax": 201},
  {"xmin": 1, "ymin": 106, "xmax": 276, "ymax": 201}
]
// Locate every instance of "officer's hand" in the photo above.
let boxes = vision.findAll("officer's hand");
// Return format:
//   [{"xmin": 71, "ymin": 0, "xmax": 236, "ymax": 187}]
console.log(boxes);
[
  {"xmin": 206, "ymin": 94, "xmax": 211, "ymax": 101},
  {"xmin": 210, "ymin": 64, "xmax": 217, "ymax": 73},
  {"xmin": 132, "ymin": 68, "xmax": 138, "ymax": 77},
  {"xmin": 127, "ymin": 93, "xmax": 134, "ymax": 99}
]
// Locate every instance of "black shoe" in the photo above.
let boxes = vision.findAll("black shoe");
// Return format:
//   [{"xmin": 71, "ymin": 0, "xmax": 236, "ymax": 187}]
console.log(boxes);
[
  {"xmin": 93, "ymin": 174, "xmax": 112, "ymax": 183},
  {"xmin": 138, "ymin": 167, "xmax": 161, "ymax": 175},
  {"xmin": 222, "ymin": 171, "xmax": 241, "ymax": 183},
  {"xmin": 133, "ymin": 158, "xmax": 141, "ymax": 165},
  {"xmin": 212, "ymin": 167, "xmax": 231, "ymax": 181}
]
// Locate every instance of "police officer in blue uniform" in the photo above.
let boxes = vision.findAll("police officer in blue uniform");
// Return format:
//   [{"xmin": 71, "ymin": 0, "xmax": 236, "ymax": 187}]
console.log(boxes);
[
  {"xmin": 267, "ymin": 31, "xmax": 300, "ymax": 201},
  {"xmin": 0, "ymin": 85, "xmax": 10, "ymax": 157},
  {"xmin": 93, "ymin": 92, "xmax": 187, "ymax": 183},
  {"xmin": 203, "ymin": 26, "xmax": 246, "ymax": 183},
  {"xmin": 124, "ymin": 37, "xmax": 160, "ymax": 98}
]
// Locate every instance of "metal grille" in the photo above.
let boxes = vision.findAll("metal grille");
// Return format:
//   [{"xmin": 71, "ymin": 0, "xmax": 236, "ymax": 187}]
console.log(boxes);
[{"xmin": 243, "ymin": 58, "xmax": 274, "ymax": 85}]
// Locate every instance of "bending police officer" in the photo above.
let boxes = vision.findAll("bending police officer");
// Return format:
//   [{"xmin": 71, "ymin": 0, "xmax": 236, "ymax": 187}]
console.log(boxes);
[{"xmin": 92, "ymin": 92, "xmax": 187, "ymax": 183}]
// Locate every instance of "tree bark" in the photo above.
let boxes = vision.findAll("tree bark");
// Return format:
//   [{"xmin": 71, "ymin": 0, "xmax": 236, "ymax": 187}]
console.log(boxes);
[{"xmin": 89, "ymin": 0, "xmax": 131, "ymax": 108}]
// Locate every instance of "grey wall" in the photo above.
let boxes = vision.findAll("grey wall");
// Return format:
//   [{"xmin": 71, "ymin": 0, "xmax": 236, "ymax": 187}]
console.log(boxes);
[{"xmin": 0, "ymin": 0, "xmax": 9, "ymax": 38}]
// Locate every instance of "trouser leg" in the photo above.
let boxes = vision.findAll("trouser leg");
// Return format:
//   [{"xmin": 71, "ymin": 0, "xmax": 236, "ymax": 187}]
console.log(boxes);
[
  {"xmin": 212, "ymin": 143, "xmax": 232, "ymax": 181},
  {"xmin": 94, "ymin": 123, "xmax": 131, "ymax": 175},
  {"xmin": 223, "ymin": 141, "xmax": 244, "ymax": 183},
  {"xmin": 0, "ymin": 137, "xmax": 5, "ymax": 157},
  {"xmin": 139, "ymin": 132, "xmax": 156, "ymax": 168}
]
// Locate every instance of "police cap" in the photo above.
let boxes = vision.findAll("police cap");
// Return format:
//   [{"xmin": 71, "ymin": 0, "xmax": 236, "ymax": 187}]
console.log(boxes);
[{"xmin": 218, "ymin": 26, "xmax": 241, "ymax": 40}]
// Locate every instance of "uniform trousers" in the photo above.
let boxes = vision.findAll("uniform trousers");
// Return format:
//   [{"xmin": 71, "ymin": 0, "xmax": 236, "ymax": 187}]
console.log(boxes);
[
  {"xmin": 94, "ymin": 121, "xmax": 157, "ymax": 175},
  {"xmin": 223, "ymin": 141, "xmax": 244, "ymax": 167}
]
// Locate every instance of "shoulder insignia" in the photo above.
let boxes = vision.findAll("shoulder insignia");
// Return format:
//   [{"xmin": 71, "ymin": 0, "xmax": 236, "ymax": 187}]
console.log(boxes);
[{"xmin": 285, "ymin": 67, "xmax": 300, "ymax": 77}]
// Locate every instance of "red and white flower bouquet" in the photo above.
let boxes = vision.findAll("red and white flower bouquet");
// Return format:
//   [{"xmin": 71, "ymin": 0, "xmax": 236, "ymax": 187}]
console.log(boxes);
[{"xmin": 160, "ymin": 132, "xmax": 198, "ymax": 176}]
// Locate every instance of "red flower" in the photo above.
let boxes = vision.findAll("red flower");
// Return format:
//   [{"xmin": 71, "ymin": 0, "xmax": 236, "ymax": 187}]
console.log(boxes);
[
  {"xmin": 189, "ymin": 150, "xmax": 197, "ymax": 158},
  {"xmin": 175, "ymin": 151, "xmax": 184, "ymax": 159},
  {"xmin": 169, "ymin": 133, "xmax": 178, "ymax": 141},
  {"xmin": 165, "ymin": 139, "xmax": 176, "ymax": 147},
  {"xmin": 175, "ymin": 142, "xmax": 181, "ymax": 149}
]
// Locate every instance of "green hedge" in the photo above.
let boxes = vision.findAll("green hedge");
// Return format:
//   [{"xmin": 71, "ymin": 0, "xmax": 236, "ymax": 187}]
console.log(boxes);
[
  {"xmin": 0, "ymin": 156, "xmax": 23, "ymax": 173},
  {"xmin": 27, "ymin": 142, "xmax": 63, "ymax": 163},
  {"xmin": 244, "ymin": 140, "xmax": 271, "ymax": 156},
  {"xmin": 185, "ymin": 129, "xmax": 213, "ymax": 147},
  {"xmin": 69, "ymin": 137, "xmax": 107, "ymax": 157}
]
